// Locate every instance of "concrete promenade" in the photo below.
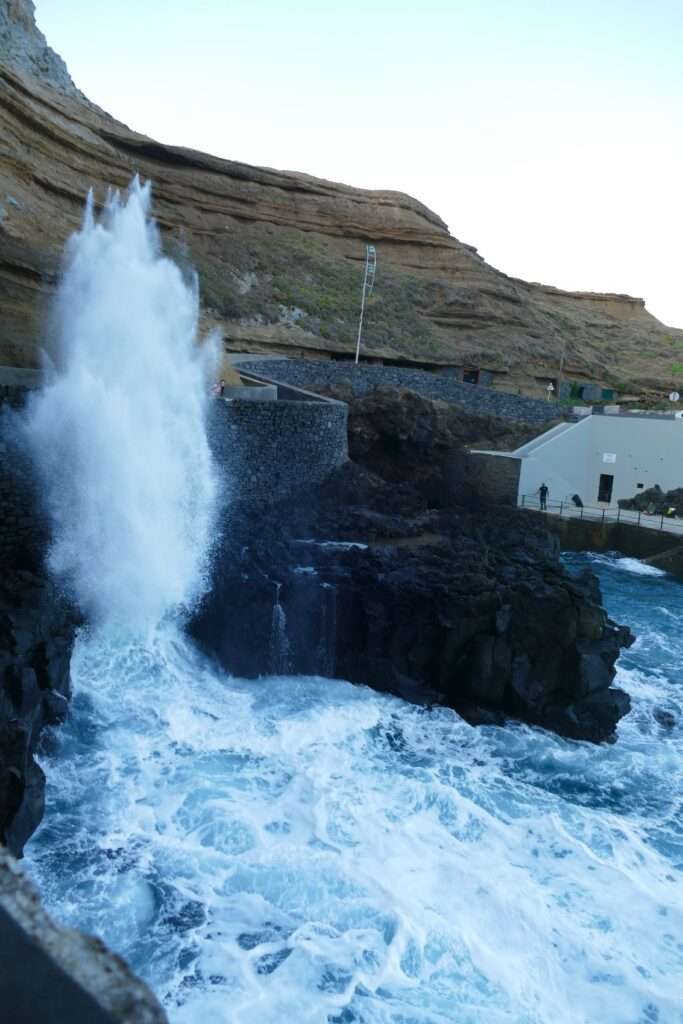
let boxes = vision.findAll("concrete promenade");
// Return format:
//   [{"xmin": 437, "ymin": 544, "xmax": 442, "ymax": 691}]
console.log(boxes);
[{"xmin": 520, "ymin": 497, "xmax": 683, "ymax": 539}]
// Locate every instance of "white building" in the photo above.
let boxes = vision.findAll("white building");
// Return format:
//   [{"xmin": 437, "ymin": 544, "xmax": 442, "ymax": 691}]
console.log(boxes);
[{"xmin": 475, "ymin": 412, "xmax": 683, "ymax": 508}]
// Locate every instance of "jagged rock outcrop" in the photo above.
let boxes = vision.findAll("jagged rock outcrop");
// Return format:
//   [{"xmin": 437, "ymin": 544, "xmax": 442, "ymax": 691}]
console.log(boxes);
[
  {"xmin": 619, "ymin": 484, "xmax": 683, "ymax": 517},
  {"xmin": 0, "ymin": 0, "xmax": 78, "ymax": 96},
  {"xmin": 190, "ymin": 464, "xmax": 634, "ymax": 743},
  {"xmin": 0, "ymin": 571, "xmax": 75, "ymax": 857},
  {"xmin": 0, "ymin": 848, "xmax": 168, "ymax": 1023},
  {"xmin": 0, "ymin": 377, "xmax": 76, "ymax": 856},
  {"xmin": 1, "ymin": 0, "xmax": 681, "ymax": 394},
  {"xmin": 306, "ymin": 383, "xmax": 544, "ymax": 503}
]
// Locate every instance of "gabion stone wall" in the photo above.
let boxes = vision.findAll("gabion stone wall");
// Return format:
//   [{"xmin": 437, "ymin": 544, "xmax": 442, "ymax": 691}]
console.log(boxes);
[
  {"xmin": 237, "ymin": 359, "xmax": 561, "ymax": 426},
  {"xmin": 207, "ymin": 397, "xmax": 348, "ymax": 509},
  {"xmin": 468, "ymin": 451, "xmax": 522, "ymax": 506},
  {"xmin": 1, "ymin": 381, "xmax": 349, "ymax": 574}
]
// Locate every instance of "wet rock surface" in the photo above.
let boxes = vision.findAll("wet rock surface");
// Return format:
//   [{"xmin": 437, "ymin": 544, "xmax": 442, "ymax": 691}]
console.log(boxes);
[
  {"xmin": 0, "ymin": 571, "xmax": 75, "ymax": 856},
  {"xmin": 0, "ymin": 848, "xmax": 168, "ymax": 1023},
  {"xmin": 191, "ymin": 462, "xmax": 634, "ymax": 744},
  {"xmin": 316, "ymin": 383, "xmax": 542, "ymax": 506}
]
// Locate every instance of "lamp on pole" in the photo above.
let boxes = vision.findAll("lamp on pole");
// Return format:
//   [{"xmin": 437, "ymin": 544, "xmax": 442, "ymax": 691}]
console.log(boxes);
[{"xmin": 354, "ymin": 244, "xmax": 377, "ymax": 364}]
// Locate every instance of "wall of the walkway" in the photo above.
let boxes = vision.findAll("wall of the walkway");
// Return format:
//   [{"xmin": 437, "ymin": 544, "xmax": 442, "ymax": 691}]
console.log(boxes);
[
  {"xmin": 0, "ymin": 849, "xmax": 167, "ymax": 1024},
  {"xmin": 237, "ymin": 359, "xmax": 561, "ymax": 426},
  {"xmin": 541, "ymin": 513, "xmax": 680, "ymax": 559},
  {"xmin": 207, "ymin": 396, "xmax": 348, "ymax": 510},
  {"xmin": 468, "ymin": 451, "xmax": 521, "ymax": 506}
]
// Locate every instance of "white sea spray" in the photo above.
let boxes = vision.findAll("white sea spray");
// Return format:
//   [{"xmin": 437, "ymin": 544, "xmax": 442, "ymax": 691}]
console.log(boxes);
[{"xmin": 24, "ymin": 179, "xmax": 217, "ymax": 629}]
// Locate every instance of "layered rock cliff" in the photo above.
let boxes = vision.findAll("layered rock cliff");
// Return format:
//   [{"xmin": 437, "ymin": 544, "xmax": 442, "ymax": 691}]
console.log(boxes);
[{"xmin": 1, "ymin": 0, "xmax": 681, "ymax": 394}]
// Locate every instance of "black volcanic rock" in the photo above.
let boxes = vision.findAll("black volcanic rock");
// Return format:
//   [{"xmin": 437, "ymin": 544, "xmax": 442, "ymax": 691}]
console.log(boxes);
[
  {"xmin": 190, "ymin": 466, "xmax": 634, "ymax": 744},
  {"xmin": 619, "ymin": 484, "xmax": 683, "ymax": 517},
  {"xmin": 0, "ymin": 571, "xmax": 75, "ymax": 856}
]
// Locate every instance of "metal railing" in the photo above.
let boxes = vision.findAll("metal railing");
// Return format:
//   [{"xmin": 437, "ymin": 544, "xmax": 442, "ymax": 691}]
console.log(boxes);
[{"xmin": 520, "ymin": 494, "xmax": 683, "ymax": 535}]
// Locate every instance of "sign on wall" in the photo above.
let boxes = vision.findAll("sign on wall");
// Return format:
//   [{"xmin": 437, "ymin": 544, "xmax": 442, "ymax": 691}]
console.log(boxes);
[{"xmin": 602, "ymin": 453, "xmax": 617, "ymax": 463}]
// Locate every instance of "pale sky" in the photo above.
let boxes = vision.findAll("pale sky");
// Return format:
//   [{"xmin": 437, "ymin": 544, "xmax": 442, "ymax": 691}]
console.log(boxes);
[{"xmin": 35, "ymin": 0, "xmax": 683, "ymax": 327}]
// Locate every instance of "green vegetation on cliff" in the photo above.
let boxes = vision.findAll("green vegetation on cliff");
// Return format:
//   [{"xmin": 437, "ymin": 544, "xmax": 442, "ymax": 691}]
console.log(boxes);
[{"xmin": 181, "ymin": 229, "xmax": 439, "ymax": 357}]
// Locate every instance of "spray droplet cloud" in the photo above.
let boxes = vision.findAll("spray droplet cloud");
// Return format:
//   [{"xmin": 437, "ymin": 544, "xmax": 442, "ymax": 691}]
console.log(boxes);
[{"xmin": 25, "ymin": 178, "xmax": 217, "ymax": 629}]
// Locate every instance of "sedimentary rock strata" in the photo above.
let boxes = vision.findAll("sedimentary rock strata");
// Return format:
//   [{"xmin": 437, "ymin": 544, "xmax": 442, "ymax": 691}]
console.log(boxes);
[{"xmin": 1, "ymin": 0, "xmax": 682, "ymax": 395}]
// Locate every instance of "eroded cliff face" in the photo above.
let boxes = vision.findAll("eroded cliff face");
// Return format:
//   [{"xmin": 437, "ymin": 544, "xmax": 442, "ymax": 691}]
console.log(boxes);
[{"xmin": 1, "ymin": 0, "xmax": 681, "ymax": 393}]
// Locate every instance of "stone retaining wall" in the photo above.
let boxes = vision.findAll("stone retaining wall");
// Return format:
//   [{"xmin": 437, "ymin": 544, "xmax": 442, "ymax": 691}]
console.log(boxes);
[
  {"xmin": 236, "ymin": 359, "xmax": 561, "ymax": 426},
  {"xmin": 1, "ymin": 379, "xmax": 349, "ymax": 570},
  {"xmin": 207, "ymin": 396, "xmax": 348, "ymax": 509},
  {"xmin": 468, "ymin": 451, "xmax": 522, "ymax": 506},
  {"xmin": 541, "ymin": 513, "xmax": 681, "ymax": 561}
]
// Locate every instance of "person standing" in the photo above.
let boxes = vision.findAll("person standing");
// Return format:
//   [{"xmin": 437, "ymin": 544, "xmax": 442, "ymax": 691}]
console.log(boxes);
[{"xmin": 539, "ymin": 482, "xmax": 549, "ymax": 511}]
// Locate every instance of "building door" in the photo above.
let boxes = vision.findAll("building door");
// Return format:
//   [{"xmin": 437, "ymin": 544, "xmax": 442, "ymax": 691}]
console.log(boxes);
[{"xmin": 598, "ymin": 474, "xmax": 614, "ymax": 503}]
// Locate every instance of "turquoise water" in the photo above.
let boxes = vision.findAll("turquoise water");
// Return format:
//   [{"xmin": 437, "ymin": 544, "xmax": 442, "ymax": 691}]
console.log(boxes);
[{"xmin": 27, "ymin": 553, "xmax": 683, "ymax": 1024}]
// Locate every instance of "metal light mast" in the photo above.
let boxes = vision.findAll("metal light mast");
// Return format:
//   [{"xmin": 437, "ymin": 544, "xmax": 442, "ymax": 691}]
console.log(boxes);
[{"xmin": 354, "ymin": 244, "xmax": 377, "ymax": 364}]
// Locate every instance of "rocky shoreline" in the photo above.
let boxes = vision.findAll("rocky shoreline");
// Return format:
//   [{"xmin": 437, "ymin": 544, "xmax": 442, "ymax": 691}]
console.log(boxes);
[
  {"xmin": 0, "ymin": 431, "xmax": 636, "ymax": 1024},
  {"xmin": 0, "ymin": 386, "xmax": 635, "ymax": 864},
  {"xmin": 191, "ymin": 460, "xmax": 634, "ymax": 745},
  {"xmin": 0, "ymin": 570, "xmax": 74, "ymax": 857},
  {"xmin": 0, "ymin": 381, "xmax": 634, "ymax": 1020}
]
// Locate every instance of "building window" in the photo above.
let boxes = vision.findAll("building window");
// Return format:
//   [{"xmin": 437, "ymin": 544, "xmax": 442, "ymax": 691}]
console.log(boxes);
[{"xmin": 463, "ymin": 368, "xmax": 479, "ymax": 385}]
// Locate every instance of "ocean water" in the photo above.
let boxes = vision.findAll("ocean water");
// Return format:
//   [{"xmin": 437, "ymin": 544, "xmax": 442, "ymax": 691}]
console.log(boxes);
[{"xmin": 26, "ymin": 552, "xmax": 683, "ymax": 1024}]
